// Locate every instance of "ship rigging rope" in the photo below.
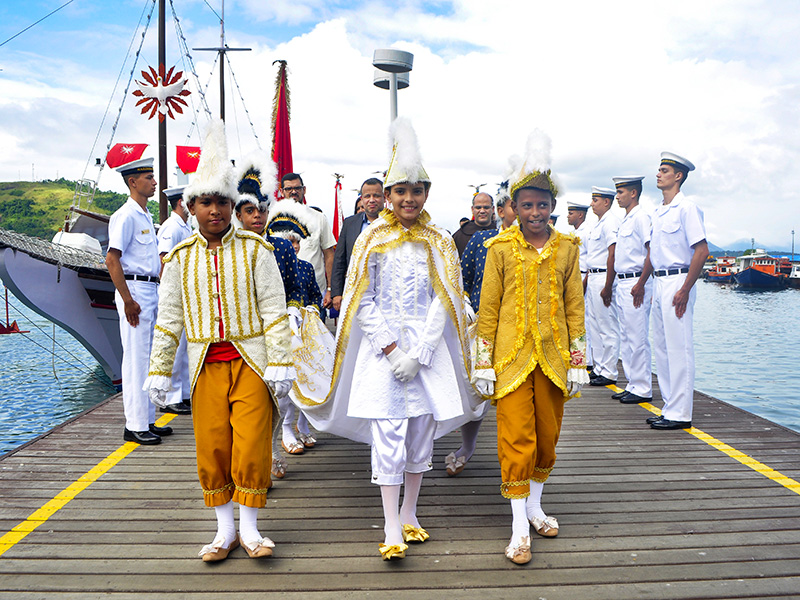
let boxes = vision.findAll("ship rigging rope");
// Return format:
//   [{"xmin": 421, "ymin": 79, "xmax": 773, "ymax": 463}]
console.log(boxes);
[
  {"xmin": 0, "ymin": 0, "xmax": 77, "ymax": 48},
  {"xmin": 81, "ymin": 0, "xmax": 157, "ymax": 182},
  {"xmin": 226, "ymin": 52, "xmax": 262, "ymax": 150},
  {"xmin": 4, "ymin": 295, "xmax": 117, "ymax": 390},
  {"xmin": 170, "ymin": 0, "xmax": 214, "ymax": 142}
]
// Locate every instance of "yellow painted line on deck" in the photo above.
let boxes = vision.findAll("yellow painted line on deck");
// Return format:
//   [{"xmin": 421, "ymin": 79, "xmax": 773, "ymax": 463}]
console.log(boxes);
[
  {"xmin": 0, "ymin": 414, "xmax": 176, "ymax": 557},
  {"xmin": 641, "ymin": 403, "xmax": 800, "ymax": 496}
]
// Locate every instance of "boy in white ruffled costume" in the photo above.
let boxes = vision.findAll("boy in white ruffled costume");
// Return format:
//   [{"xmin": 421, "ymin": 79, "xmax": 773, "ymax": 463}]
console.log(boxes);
[
  {"xmin": 144, "ymin": 120, "xmax": 294, "ymax": 562},
  {"xmin": 293, "ymin": 118, "xmax": 485, "ymax": 560}
]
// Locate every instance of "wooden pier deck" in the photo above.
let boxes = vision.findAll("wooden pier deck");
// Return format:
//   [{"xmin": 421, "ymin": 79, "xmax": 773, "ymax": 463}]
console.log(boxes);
[{"xmin": 1, "ymin": 376, "xmax": 799, "ymax": 599}]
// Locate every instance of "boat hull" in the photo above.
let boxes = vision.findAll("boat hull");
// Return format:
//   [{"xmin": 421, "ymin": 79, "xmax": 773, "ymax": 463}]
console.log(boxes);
[
  {"xmin": 733, "ymin": 267, "xmax": 787, "ymax": 289},
  {"xmin": 0, "ymin": 247, "xmax": 122, "ymax": 383},
  {"xmin": 706, "ymin": 272, "xmax": 733, "ymax": 284}
]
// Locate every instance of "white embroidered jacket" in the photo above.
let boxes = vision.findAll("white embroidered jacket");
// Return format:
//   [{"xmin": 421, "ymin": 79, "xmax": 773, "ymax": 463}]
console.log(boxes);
[{"xmin": 148, "ymin": 226, "xmax": 294, "ymax": 393}]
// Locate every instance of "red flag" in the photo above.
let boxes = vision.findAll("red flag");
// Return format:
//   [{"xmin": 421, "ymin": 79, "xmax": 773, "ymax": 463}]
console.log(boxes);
[
  {"xmin": 333, "ymin": 177, "xmax": 344, "ymax": 241},
  {"xmin": 106, "ymin": 143, "xmax": 148, "ymax": 168},
  {"xmin": 176, "ymin": 146, "xmax": 202, "ymax": 174},
  {"xmin": 271, "ymin": 61, "xmax": 294, "ymax": 201}
]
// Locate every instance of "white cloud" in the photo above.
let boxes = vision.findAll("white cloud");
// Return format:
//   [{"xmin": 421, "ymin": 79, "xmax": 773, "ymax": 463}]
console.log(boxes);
[{"xmin": 1, "ymin": 0, "xmax": 799, "ymax": 248}]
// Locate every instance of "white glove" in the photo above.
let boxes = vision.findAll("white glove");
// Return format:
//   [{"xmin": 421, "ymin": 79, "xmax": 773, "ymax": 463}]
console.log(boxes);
[
  {"xmin": 269, "ymin": 379, "xmax": 293, "ymax": 398},
  {"xmin": 566, "ymin": 367, "xmax": 590, "ymax": 397},
  {"xmin": 474, "ymin": 378, "xmax": 494, "ymax": 397},
  {"xmin": 287, "ymin": 306, "xmax": 302, "ymax": 336},
  {"xmin": 464, "ymin": 300, "xmax": 477, "ymax": 325},
  {"xmin": 143, "ymin": 374, "xmax": 172, "ymax": 408},
  {"xmin": 385, "ymin": 347, "xmax": 422, "ymax": 383}
]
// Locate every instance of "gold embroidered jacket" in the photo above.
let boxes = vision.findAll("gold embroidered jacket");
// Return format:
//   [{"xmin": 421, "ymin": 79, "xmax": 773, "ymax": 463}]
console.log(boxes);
[
  {"xmin": 148, "ymin": 226, "xmax": 294, "ymax": 393},
  {"xmin": 475, "ymin": 226, "xmax": 585, "ymax": 400}
]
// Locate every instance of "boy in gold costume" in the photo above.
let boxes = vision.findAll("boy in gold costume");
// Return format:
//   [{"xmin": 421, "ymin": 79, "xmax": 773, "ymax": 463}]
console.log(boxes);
[{"xmin": 473, "ymin": 130, "xmax": 589, "ymax": 564}]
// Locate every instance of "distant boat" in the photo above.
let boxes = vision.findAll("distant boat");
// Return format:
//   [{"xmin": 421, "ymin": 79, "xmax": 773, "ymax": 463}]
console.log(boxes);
[
  {"xmin": 706, "ymin": 255, "xmax": 737, "ymax": 284},
  {"xmin": 733, "ymin": 250, "xmax": 788, "ymax": 289},
  {"xmin": 788, "ymin": 264, "xmax": 800, "ymax": 289}
]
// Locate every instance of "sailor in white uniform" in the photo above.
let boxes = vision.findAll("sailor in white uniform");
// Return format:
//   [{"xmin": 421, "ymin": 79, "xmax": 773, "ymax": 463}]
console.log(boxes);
[
  {"xmin": 584, "ymin": 187, "xmax": 621, "ymax": 386},
  {"xmin": 611, "ymin": 176, "xmax": 653, "ymax": 404},
  {"xmin": 567, "ymin": 199, "xmax": 593, "ymax": 372},
  {"xmin": 155, "ymin": 185, "xmax": 192, "ymax": 415},
  {"xmin": 646, "ymin": 152, "xmax": 708, "ymax": 430},
  {"xmin": 105, "ymin": 157, "xmax": 170, "ymax": 445}
]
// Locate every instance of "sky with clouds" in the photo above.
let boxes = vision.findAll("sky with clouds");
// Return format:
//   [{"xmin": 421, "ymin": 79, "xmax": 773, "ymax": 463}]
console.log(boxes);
[{"xmin": 1, "ymin": 0, "xmax": 799, "ymax": 249}]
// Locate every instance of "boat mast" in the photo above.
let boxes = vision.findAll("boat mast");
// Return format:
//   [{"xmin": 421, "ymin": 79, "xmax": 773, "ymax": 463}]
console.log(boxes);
[
  {"xmin": 194, "ymin": 0, "xmax": 250, "ymax": 122},
  {"xmin": 158, "ymin": 0, "xmax": 168, "ymax": 223}
]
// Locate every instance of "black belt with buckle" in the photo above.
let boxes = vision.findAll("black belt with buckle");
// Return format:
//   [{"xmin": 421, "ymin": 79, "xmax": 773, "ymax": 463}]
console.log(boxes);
[
  {"xmin": 124, "ymin": 274, "xmax": 160, "ymax": 284},
  {"xmin": 653, "ymin": 268, "xmax": 689, "ymax": 277},
  {"xmin": 617, "ymin": 271, "xmax": 643, "ymax": 279},
  {"xmin": 588, "ymin": 268, "xmax": 606, "ymax": 273}
]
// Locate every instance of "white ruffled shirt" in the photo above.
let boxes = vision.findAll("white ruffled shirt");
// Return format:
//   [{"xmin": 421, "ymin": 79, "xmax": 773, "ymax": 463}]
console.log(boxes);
[{"xmin": 346, "ymin": 240, "xmax": 462, "ymax": 421}]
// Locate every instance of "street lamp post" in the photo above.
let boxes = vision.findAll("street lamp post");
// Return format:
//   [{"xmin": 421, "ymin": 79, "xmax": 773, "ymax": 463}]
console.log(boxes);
[{"xmin": 372, "ymin": 49, "xmax": 414, "ymax": 123}]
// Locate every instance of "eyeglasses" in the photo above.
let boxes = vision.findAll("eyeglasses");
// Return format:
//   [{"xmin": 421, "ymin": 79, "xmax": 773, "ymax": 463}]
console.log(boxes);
[
  {"xmin": 282, "ymin": 186, "xmax": 304, "ymax": 192},
  {"xmin": 472, "ymin": 206, "xmax": 493, "ymax": 211}
]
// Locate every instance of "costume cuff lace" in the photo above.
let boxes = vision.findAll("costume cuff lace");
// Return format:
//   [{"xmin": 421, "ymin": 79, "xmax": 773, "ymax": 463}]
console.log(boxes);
[
  {"xmin": 569, "ymin": 334, "xmax": 587, "ymax": 368},
  {"xmin": 474, "ymin": 336, "xmax": 494, "ymax": 370},
  {"xmin": 264, "ymin": 365, "xmax": 296, "ymax": 383},
  {"xmin": 471, "ymin": 368, "xmax": 496, "ymax": 383},
  {"xmin": 408, "ymin": 343, "xmax": 435, "ymax": 367},
  {"xmin": 366, "ymin": 325, "xmax": 397, "ymax": 355},
  {"xmin": 567, "ymin": 367, "xmax": 590, "ymax": 385},
  {"xmin": 143, "ymin": 374, "xmax": 173, "ymax": 392}
]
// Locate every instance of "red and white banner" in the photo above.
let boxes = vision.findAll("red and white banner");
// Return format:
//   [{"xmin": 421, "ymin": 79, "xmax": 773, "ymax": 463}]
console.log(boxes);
[
  {"xmin": 271, "ymin": 61, "xmax": 294, "ymax": 201},
  {"xmin": 106, "ymin": 143, "xmax": 148, "ymax": 168},
  {"xmin": 176, "ymin": 146, "xmax": 202, "ymax": 174}
]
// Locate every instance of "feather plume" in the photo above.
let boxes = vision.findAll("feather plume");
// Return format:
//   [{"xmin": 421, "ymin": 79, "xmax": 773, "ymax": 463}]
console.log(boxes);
[
  {"xmin": 184, "ymin": 118, "xmax": 238, "ymax": 202},
  {"xmin": 384, "ymin": 117, "xmax": 430, "ymax": 187},
  {"xmin": 236, "ymin": 150, "xmax": 278, "ymax": 208}
]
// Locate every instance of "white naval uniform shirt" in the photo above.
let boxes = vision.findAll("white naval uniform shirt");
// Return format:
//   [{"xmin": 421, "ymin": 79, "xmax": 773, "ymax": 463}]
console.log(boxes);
[
  {"xmin": 289, "ymin": 202, "xmax": 336, "ymax": 295},
  {"xmin": 650, "ymin": 192, "xmax": 705, "ymax": 270},
  {"xmin": 614, "ymin": 205, "xmax": 651, "ymax": 274},
  {"xmin": 156, "ymin": 212, "xmax": 192, "ymax": 255},
  {"xmin": 585, "ymin": 211, "xmax": 621, "ymax": 270},
  {"xmin": 575, "ymin": 220, "xmax": 592, "ymax": 273},
  {"xmin": 108, "ymin": 197, "xmax": 160, "ymax": 277}
]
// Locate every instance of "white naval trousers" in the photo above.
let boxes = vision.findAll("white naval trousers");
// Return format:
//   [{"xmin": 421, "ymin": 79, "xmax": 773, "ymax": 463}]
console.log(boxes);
[
  {"xmin": 370, "ymin": 415, "xmax": 436, "ymax": 486},
  {"xmin": 115, "ymin": 281, "xmax": 158, "ymax": 431},
  {"xmin": 586, "ymin": 272, "xmax": 619, "ymax": 380},
  {"xmin": 615, "ymin": 276, "xmax": 653, "ymax": 397},
  {"xmin": 652, "ymin": 273, "xmax": 696, "ymax": 422},
  {"xmin": 583, "ymin": 276, "xmax": 594, "ymax": 368},
  {"xmin": 165, "ymin": 332, "xmax": 190, "ymax": 405}
]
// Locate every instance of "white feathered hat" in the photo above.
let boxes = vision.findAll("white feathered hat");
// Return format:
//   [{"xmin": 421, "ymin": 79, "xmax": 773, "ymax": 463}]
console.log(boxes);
[
  {"xmin": 183, "ymin": 119, "xmax": 238, "ymax": 203},
  {"xmin": 508, "ymin": 129, "xmax": 560, "ymax": 201},
  {"xmin": 383, "ymin": 117, "xmax": 430, "ymax": 188}
]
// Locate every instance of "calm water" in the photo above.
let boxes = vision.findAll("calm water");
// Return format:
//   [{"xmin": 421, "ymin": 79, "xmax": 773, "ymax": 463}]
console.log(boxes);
[{"xmin": 1, "ymin": 282, "xmax": 799, "ymax": 456}]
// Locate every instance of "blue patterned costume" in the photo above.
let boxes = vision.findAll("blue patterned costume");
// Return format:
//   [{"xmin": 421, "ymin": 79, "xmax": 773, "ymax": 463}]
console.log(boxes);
[
  {"xmin": 296, "ymin": 257, "xmax": 324, "ymax": 317},
  {"xmin": 461, "ymin": 228, "xmax": 499, "ymax": 311}
]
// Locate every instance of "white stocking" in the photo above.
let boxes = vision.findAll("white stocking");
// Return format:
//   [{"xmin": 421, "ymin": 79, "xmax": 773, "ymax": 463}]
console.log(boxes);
[
  {"xmin": 280, "ymin": 396, "xmax": 299, "ymax": 446},
  {"xmin": 296, "ymin": 410, "xmax": 311, "ymax": 436},
  {"xmin": 239, "ymin": 504, "xmax": 262, "ymax": 545},
  {"xmin": 455, "ymin": 417, "xmax": 483, "ymax": 461},
  {"xmin": 213, "ymin": 501, "xmax": 236, "ymax": 548},
  {"xmin": 526, "ymin": 481, "xmax": 547, "ymax": 521},
  {"xmin": 399, "ymin": 472, "xmax": 423, "ymax": 528},
  {"xmin": 510, "ymin": 497, "xmax": 530, "ymax": 545},
  {"xmin": 380, "ymin": 485, "xmax": 403, "ymax": 545}
]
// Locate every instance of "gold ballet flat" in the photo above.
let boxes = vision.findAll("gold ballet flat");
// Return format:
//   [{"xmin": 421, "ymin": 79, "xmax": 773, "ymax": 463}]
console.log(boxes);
[
  {"xmin": 378, "ymin": 542, "xmax": 408, "ymax": 560},
  {"xmin": 402, "ymin": 523, "xmax": 430, "ymax": 543}
]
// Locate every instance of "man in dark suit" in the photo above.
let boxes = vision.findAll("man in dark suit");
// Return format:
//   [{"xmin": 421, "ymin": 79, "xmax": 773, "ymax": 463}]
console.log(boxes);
[{"xmin": 331, "ymin": 177, "xmax": 384, "ymax": 312}]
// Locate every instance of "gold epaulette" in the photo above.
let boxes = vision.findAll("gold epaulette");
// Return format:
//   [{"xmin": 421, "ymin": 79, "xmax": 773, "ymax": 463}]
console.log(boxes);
[
  {"xmin": 236, "ymin": 228, "xmax": 274, "ymax": 251},
  {"xmin": 163, "ymin": 233, "xmax": 199, "ymax": 263}
]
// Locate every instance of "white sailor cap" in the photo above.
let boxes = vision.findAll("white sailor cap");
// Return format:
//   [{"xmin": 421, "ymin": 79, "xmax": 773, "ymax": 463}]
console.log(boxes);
[
  {"xmin": 115, "ymin": 157, "xmax": 154, "ymax": 176},
  {"xmin": 591, "ymin": 186, "xmax": 616, "ymax": 199},
  {"xmin": 163, "ymin": 185, "xmax": 186, "ymax": 199},
  {"xmin": 566, "ymin": 200, "xmax": 590, "ymax": 210},
  {"xmin": 660, "ymin": 152, "xmax": 695, "ymax": 172},
  {"xmin": 612, "ymin": 176, "xmax": 645, "ymax": 188}
]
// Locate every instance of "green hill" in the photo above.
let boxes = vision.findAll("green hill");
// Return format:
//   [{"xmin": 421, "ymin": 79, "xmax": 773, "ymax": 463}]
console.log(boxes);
[{"xmin": 0, "ymin": 179, "xmax": 129, "ymax": 239}]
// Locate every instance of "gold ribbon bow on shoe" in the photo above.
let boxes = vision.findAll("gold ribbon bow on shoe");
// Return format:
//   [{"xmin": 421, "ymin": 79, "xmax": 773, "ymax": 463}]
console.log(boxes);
[
  {"xmin": 402, "ymin": 524, "xmax": 430, "ymax": 543},
  {"xmin": 378, "ymin": 542, "xmax": 408, "ymax": 560}
]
